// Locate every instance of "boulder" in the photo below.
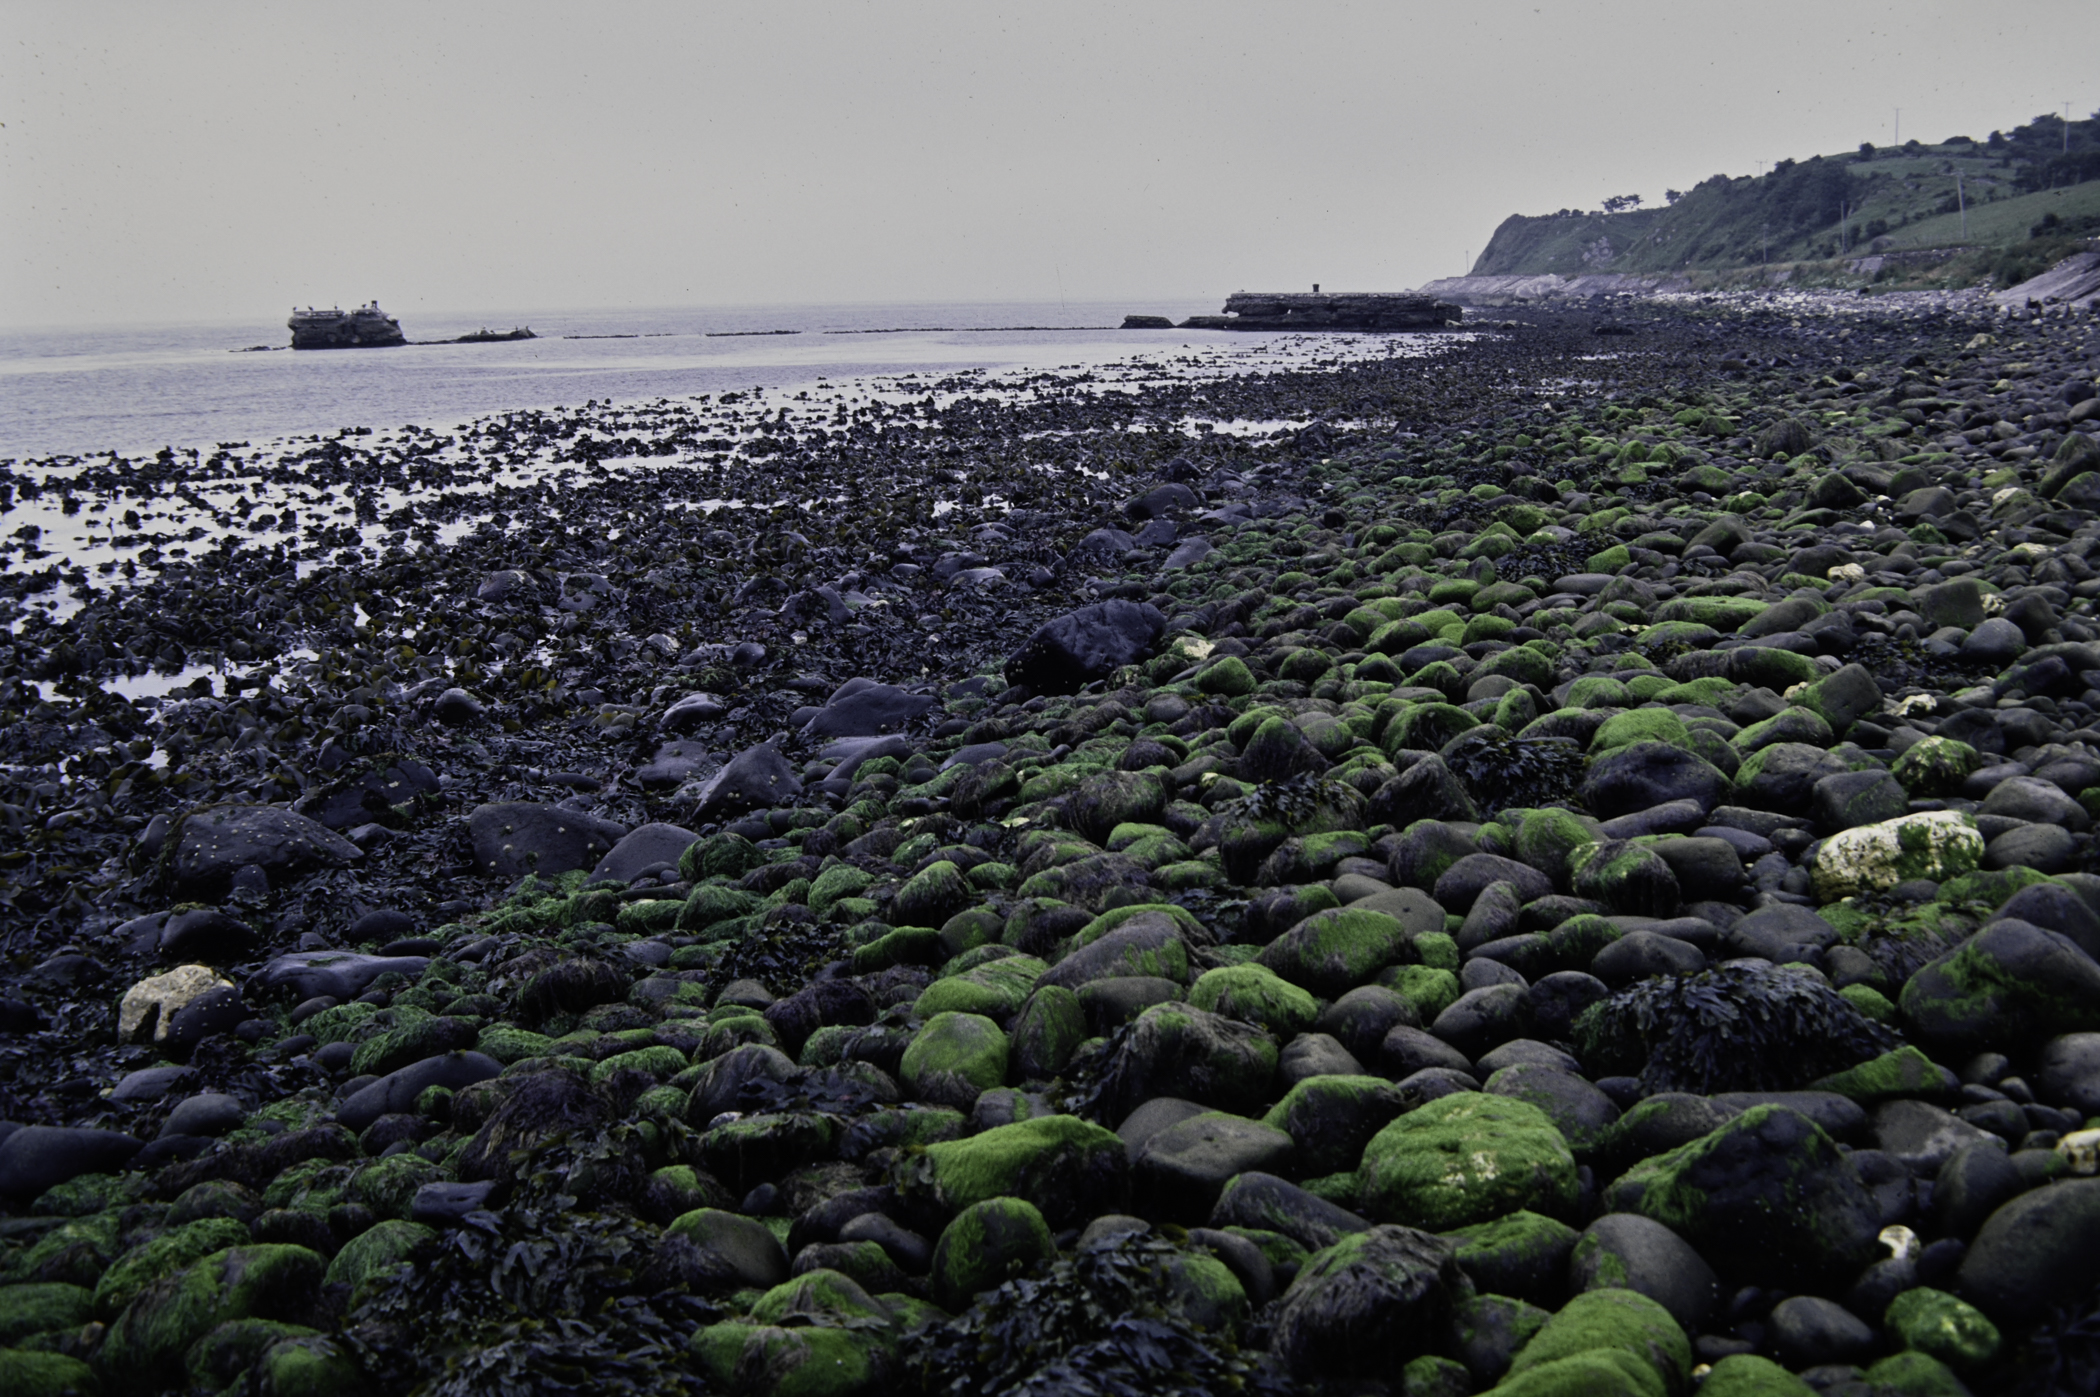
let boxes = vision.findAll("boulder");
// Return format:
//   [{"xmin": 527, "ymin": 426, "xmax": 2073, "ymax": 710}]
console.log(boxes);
[
  {"xmin": 1271, "ymin": 1225, "xmax": 1467, "ymax": 1381},
  {"xmin": 801, "ymin": 679, "xmax": 937, "ymax": 739},
  {"xmin": 1357, "ymin": 1093, "xmax": 1578, "ymax": 1230},
  {"xmin": 690, "ymin": 746, "xmax": 803, "ymax": 821},
  {"xmin": 466, "ymin": 802, "xmax": 629, "ymax": 881},
  {"xmin": 587, "ymin": 823, "xmax": 699, "ymax": 884},
  {"xmin": 1604, "ymin": 1104, "xmax": 1879, "ymax": 1285},
  {"xmin": 1004, "ymin": 600, "xmax": 1168, "ymax": 695},
  {"xmin": 168, "ymin": 806, "xmax": 359, "ymax": 893}
]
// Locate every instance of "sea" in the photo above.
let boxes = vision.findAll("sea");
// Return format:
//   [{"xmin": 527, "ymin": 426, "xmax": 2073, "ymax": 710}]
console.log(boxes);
[
  {"xmin": 0, "ymin": 298, "xmax": 1332, "ymax": 462},
  {"xmin": 0, "ymin": 299, "xmax": 1462, "ymax": 699}
]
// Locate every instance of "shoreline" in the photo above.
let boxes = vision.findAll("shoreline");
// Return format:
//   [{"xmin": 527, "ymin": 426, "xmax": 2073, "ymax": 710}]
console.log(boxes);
[{"xmin": 2, "ymin": 293, "xmax": 2098, "ymax": 1394}]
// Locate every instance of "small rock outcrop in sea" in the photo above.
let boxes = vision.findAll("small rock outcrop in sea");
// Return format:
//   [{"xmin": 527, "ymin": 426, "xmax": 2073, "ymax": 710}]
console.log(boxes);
[{"xmin": 1, "ymin": 291, "xmax": 2099, "ymax": 1395}]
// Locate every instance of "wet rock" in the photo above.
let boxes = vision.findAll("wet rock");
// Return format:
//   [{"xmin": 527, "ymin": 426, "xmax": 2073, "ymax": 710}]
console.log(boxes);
[
  {"xmin": 0, "ymin": 1126, "xmax": 144, "ymax": 1201},
  {"xmin": 1271, "ymin": 1224, "xmax": 1466, "ymax": 1381},
  {"xmin": 1005, "ymin": 599, "xmax": 1168, "ymax": 694},
  {"xmin": 800, "ymin": 678, "xmax": 937, "ymax": 738},
  {"xmin": 690, "ymin": 744, "xmax": 803, "ymax": 820},
  {"xmin": 168, "ymin": 805, "xmax": 360, "ymax": 893},
  {"xmin": 588, "ymin": 822, "xmax": 700, "ymax": 883},
  {"xmin": 466, "ymin": 801, "xmax": 628, "ymax": 881}
]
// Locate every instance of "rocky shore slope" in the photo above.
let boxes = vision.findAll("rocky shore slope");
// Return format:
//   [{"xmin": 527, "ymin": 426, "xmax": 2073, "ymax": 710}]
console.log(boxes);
[{"xmin": 3, "ymin": 295, "xmax": 2100, "ymax": 1396}]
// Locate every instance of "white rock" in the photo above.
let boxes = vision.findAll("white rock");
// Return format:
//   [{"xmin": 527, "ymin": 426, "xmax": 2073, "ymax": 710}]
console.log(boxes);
[
  {"xmin": 117, "ymin": 964, "xmax": 233, "ymax": 1044},
  {"xmin": 1810, "ymin": 810, "xmax": 1984, "ymax": 901}
]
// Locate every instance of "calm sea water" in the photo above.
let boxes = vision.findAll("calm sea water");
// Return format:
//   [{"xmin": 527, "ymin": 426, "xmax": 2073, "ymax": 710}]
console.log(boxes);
[{"xmin": 0, "ymin": 299, "xmax": 1245, "ymax": 460}]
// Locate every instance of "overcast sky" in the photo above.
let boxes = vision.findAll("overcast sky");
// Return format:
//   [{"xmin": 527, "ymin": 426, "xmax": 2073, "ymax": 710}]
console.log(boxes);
[{"xmin": 3, "ymin": 0, "xmax": 2095, "ymax": 328}]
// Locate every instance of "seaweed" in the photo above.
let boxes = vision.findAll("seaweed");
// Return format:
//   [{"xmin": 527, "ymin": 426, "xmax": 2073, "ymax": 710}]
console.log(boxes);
[
  {"xmin": 903, "ymin": 1231, "xmax": 1294, "ymax": 1397},
  {"xmin": 704, "ymin": 916, "xmax": 850, "ymax": 998},
  {"xmin": 2013, "ymin": 1281, "xmax": 2100, "ymax": 1397},
  {"xmin": 1572, "ymin": 961, "xmax": 1903, "ymax": 1094},
  {"xmin": 343, "ymin": 1128, "xmax": 716, "ymax": 1397},
  {"xmin": 1442, "ymin": 730, "xmax": 1584, "ymax": 817}
]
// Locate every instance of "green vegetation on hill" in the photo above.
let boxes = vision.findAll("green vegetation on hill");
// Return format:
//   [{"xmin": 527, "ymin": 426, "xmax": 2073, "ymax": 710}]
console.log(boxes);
[{"xmin": 1475, "ymin": 110, "xmax": 2100, "ymax": 290}]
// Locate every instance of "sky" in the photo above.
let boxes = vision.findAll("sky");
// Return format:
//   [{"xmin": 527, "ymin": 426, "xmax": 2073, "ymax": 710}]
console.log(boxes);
[{"xmin": 2, "ymin": 0, "xmax": 2096, "ymax": 328}]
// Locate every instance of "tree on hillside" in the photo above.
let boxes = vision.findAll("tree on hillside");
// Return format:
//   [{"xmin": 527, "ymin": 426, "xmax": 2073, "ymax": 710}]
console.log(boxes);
[
  {"xmin": 1857, "ymin": 142, "xmax": 1876, "ymax": 161},
  {"xmin": 1602, "ymin": 194, "xmax": 1643, "ymax": 213},
  {"xmin": 1664, "ymin": 189, "xmax": 1684, "ymax": 205}
]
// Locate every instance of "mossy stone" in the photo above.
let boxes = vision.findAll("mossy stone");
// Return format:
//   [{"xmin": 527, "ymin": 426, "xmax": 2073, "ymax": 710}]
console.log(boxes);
[
  {"xmin": 591, "ymin": 1043, "xmax": 691, "ymax": 1086},
  {"xmin": 321, "ymin": 1221, "xmax": 434, "ymax": 1304},
  {"xmin": 1194, "ymin": 656, "xmax": 1257, "ymax": 697},
  {"xmin": 901, "ymin": 1114, "xmax": 1128, "ymax": 1228},
  {"xmin": 254, "ymin": 1334, "xmax": 364, "ymax": 1397},
  {"xmin": 0, "ymin": 1283, "xmax": 90, "ymax": 1346},
  {"xmin": 1884, "ymin": 1287, "xmax": 2001, "ymax": 1371},
  {"xmin": 689, "ymin": 1320, "xmax": 889, "ymax": 1397},
  {"xmin": 808, "ymin": 864, "xmax": 874, "ymax": 916},
  {"xmin": 101, "ymin": 1245, "xmax": 328, "ymax": 1393},
  {"xmin": 1859, "ymin": 1350, "xmax": 1974, "ymax": 1397},
  {"xmin": 891, "ymin": 860, "xmax": 974, "ymax": 927},
  {"xmin": 346, "ymin": 1155, "xmax": 442, "ymax": 1220},
  {"xmin": 94, "ymin": 1216, "xmax": 251, "ymax": 1319},
  {"xmin": 1812, "ymin": 812, "xmax": 1984, "ymax": 900},
  {"xmin": 679, "ymin": 882, "xmax": 767, "ymax": 933},
  {"xmin": 1358, "ymin": 1093, "xmax": 1579, "ymax": 1230},
  {"xmin": 1261, "ymin": 1074, "xmax": 1416, "ymax": 1177},
  {"xmin": 1189, "ymin": 963, "xmax": 1320, "ymax": 1037},
  {"xmin": 1503, "ymin": 1286, "xmax": 1690, "ymax": 1395},
  {"xmin": 1696, "ymin": 1353, "xmax": 1816, "ymax": 1396},
  {"xmin": 1442, "ymin": 1210, "xmax": 1581, "ymax": 1305},
  {"xmin": 1257, "ymin": 907, "xmax": 1411, "ymax": 998},
  {"xmin": 911, "ymin": 954, "xmax": 1045, "ymax": 1022},
  {"xmin": 931, "ymin": 1196, "xmax": 1057, "ymax": 1309},
  {"xmin": 899, "ymin": 1012, "xmax": 1009, "ymax": 1109},
  {"xmin": 1808, "ymin": 1045, "xmax": 1942, "ymax": 1103},
  {"xmin": 0, "ymin": 1350, "xmax": 101, "ymax": 1397},
  {"xmin": 185, "ymin": 1317, "xmax": 321, "ymax": 1394},
  {"xmin": 1010, "ymin": 986, "xmax": 1088, "ymax": 1079},
  {"xmin": 680, "ymin": 832, "xmax": 766, "ymax": 882},
  {"xmin": 1892, "ymin": 737, "xmax": 1981, "ymax": 798},
  {"xmin": 1380, "ymin": 963, "xmax": 1462, "ymax": 1021},
  {"xmin": 1592, "ymin": 710, "xmax": 1691, "ymax": 754}
]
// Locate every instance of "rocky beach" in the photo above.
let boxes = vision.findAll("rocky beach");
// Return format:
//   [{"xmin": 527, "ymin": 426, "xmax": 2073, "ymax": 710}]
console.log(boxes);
[{"xmin": 5, "ymin": 287, "xmax": 2100, "ymax": 1397}]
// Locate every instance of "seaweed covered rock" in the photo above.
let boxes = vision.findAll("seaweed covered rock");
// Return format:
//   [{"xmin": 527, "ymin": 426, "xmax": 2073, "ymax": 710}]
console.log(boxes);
[
  {"xmin": 1574, "ymin": 962, "xmax": 1901, "ymax": 1095},
  {"xmin": 1270, "ymin": 1225, "xmax": 1466, "ymax": 1381},
  {"xmin": 1499, "ymin": 1287, "xmax": 1691, "ymax": 1397},
  {"xmin": 1900, "ymin": 917, "xmax": 2100, "ymax": 1051},
  {"xmin": 1005, "ymin": 600, "xmax": 1168, "ymax": 695},
  {"xmin": 1604, "ymin": 1104, "xmax": 1880, "ymax": 1285}
]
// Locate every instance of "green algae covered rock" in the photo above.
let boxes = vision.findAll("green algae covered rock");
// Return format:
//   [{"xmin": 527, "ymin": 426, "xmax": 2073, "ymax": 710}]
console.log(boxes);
[
  {"xmin": 321, "ymin": 1221, "xmax": 434, "ymax": 1305},
  {"xmin": 1095, "ymin": 1002, "xmax": 1280, "ymax": 1120},
  {"xmin": 1261, "ymin": 1074, "xmax": 1416, "ymax": 1177},
  {"xmin": 93, "ymin": 1217, "xmax": 251, "ymax": 1320},
  {"xmin": 931, "ymin": 1196, "xmax": 1057, "ymax": 1309},
  {"xmin": 1380, "ymin": 963, "xmax": 1463, "ymax": 1022},
  {"xmin": 185, "ymin": 1317, "xmax": 321, "ymax": 1394},
  {"xmin": 1884, "ymin": 1286, "xmax": 2001, "ymax": 1371},
  {"xmin": 1696, "ymin": 1353, "xmax": 1815, "ymax": 1396},
  {"xmin": 1892, "ymin": 736, "xmax": 1981, "ymax": 798},
  {"xmin": 1270, "ymin": 1224, "xmax": 1468, "ymax": 1381},
  {"xmin": 1010, "ymin": 986, "xmax": 1087, "ymax": 1079},
  {"xmin": 1591, "ymin": 710, "xmax": 1690, "ymax": 754},
  {"xmin": 1860, "ymin": 1350, "xmax": 1975, "ymax": 1396},
  {"xmin": 912, "ymin": 954, "xmax": 1045, "ymax": 1023},
  {"xmin": 1442, "ymin": 1210, "xmax": 1580, "ymax": 1305},
  {"xmin": 892, "ymin": 860, "xmax": 974, "ymax": 928},
  {"xmin": 100, "ymin": 1245, "xmax": 327, "ymax": 1394},
  {"xmin": 1603, "ymin": 1105, "xmax": 1879, "ymax": 1286},
  {"xmin": 254, "ymin": 1334, "xmax": 364, "ymax": 1397},
  {"xmin": 0, "ymin": 1282, "xmax": 90, "ymax": 1345},
  {"xmin": 680, "ymin": 832, "xmax": 766, "ymax": 883},
  {"xmin": 1188, "ymin": 963, "xmax": 1319, "ymax": 1037},
  {"xmin": 898, "ymin": 1114, "xmax": 1128, "ymax": 1228},
  {"xmin": 1811, "ymin": 811, "xmax": 1984, "ymax": 901},
  {"xmin": 1807, "ymin": 1045, "xmax": 1948, "ymax": 1105},
  {"xmin": 1256, "ymin": 907, "xmax": 1411, "ymax": 998},
  {"xmin": 1502, "ymin": 1287, "xmax": 1690, "ymax": 1396},
  {"xmin": 1515, "ymin": 808, "xmax": 1597, "ymax": 888},
  {"xmin": 898, "ymin": 1012, "xmax": 1009, "ymax": 1109},
  {"xmin": 0, "ymin": 1349, "xmax": 100, "ymax": 1397},
  {"xmin": 690, "ymin": 1274, "xmax": 897, "ymax": 1397},
  {"xmin": 1357, "ymin": 1094, "xmax": 1578, "ymax": 1230},
  {"xmin": 1899, "ymin": 915, "xmax": 2100, "ymax": 1051}
]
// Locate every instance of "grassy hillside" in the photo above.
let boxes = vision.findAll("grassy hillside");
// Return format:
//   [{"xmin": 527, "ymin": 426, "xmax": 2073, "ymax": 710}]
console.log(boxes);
[{"xmin": 1474, "ymin": 110, "xmax": 2100, "ymax": 290}]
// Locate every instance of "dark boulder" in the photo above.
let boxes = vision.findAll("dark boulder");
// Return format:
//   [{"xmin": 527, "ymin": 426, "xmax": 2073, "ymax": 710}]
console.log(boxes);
[
  {"xmin": 168, "ymin": 805, "xmax": 360, "ymax": 893},
  {"xmin": 467, "ymin": 802, "xmax": 629, "ymax": 881},
  {"xmin": 1005, "ymin": 600, "xmax": 1168, "ymax": 695}
]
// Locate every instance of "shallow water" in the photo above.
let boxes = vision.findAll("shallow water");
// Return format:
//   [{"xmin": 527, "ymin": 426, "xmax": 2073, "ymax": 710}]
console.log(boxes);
[{"xmin": 1, "ymin": 299, "xmax": 1306, "ymax": 460}]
